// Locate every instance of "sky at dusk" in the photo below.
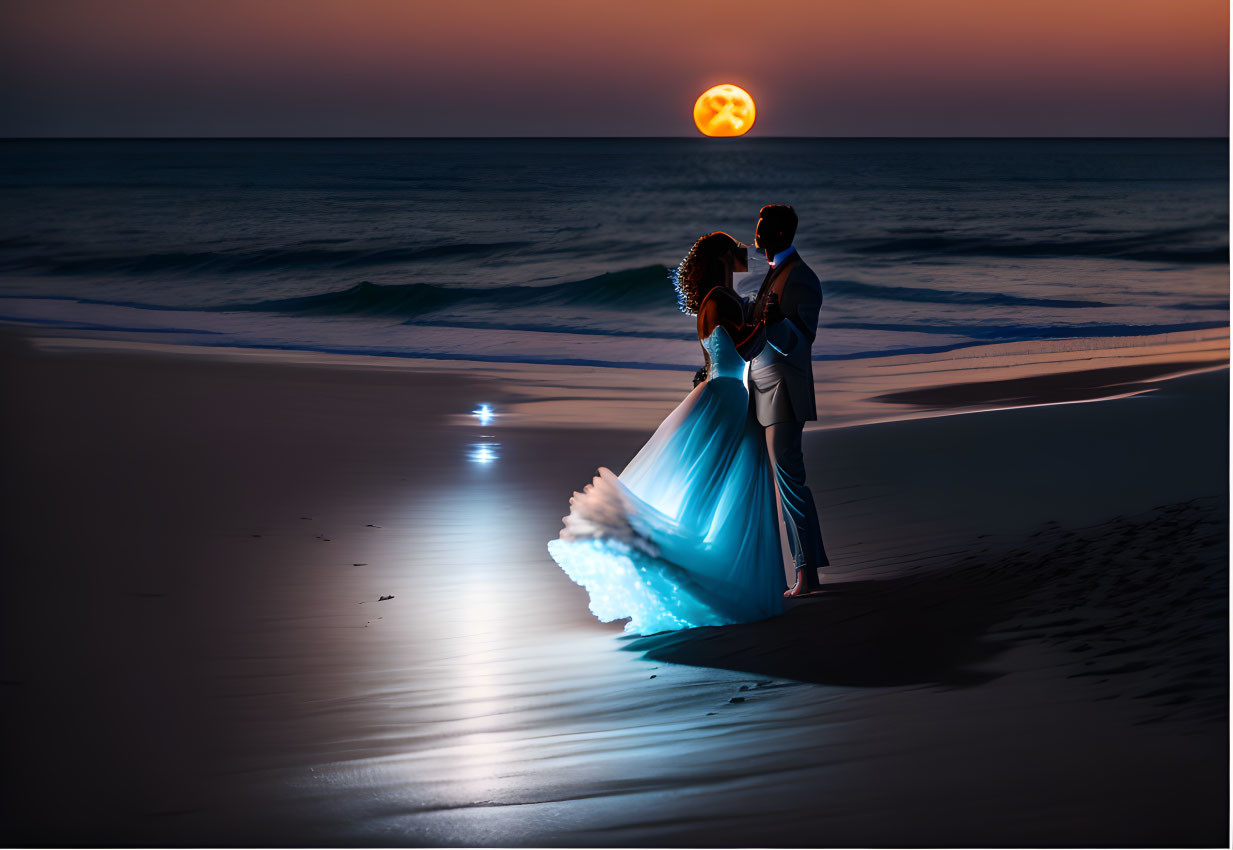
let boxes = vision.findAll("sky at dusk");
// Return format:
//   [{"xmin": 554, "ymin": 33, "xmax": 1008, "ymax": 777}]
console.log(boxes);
[{"xmin": 1, "ymin": 0, "xmax": 1228, "ymax": 137}]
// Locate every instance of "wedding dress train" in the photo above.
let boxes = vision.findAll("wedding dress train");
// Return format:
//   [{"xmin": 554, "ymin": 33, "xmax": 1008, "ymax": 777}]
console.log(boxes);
[{"xmin": 547, "ymin": 325, "xmax": 785, "ymax": 634}]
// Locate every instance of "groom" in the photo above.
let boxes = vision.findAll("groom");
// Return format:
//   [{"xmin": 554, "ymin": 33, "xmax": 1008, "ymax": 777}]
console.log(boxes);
[{"xmin": 747, "ymin": 204, "xmax": 829, "ymax": 597}]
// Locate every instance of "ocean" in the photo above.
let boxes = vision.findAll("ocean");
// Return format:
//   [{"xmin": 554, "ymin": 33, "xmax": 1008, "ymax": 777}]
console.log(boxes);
[{"xmin": 0, "ymin": 138, "xmax": 1227, "ymax": 370}]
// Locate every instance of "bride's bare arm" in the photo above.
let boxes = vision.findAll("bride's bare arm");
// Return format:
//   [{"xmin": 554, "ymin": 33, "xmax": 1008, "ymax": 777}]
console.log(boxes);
[
  {"xmin": 730, "ymin": 294, "xmax": 767, "ymax": 360},
  {"xmin": 697, "ymin": 288, "xmax": 764, "ymax": 361},
  {"xmin": 696, "ymin": 296, "xmax": 724, "ymax": 341}
]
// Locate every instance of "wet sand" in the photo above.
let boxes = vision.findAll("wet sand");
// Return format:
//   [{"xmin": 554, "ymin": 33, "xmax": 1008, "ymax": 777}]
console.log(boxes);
[{"xmin": 0, "ymin": 330, "xmax": 1227, "ymax": 847}]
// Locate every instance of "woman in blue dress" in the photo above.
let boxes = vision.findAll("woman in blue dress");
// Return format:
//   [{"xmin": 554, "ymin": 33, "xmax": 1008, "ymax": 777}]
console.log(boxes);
[{"xmin": 547, "ymin": 232, "xmax": 786, "ymax": 635}]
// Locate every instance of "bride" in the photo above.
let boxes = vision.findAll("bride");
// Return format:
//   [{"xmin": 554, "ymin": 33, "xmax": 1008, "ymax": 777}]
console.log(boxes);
[{"xmin": 547, "ymin": 232, "xmax": 786, "ymax": 635}]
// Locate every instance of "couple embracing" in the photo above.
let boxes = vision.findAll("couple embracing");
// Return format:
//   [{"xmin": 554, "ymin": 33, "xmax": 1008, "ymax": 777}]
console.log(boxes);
[{"xmin": 547, "ymin": 205, "xmax": 829, "ymax": 635}]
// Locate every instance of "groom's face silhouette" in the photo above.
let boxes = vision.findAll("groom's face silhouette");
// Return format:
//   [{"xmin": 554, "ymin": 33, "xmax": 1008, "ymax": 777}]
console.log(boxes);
[{"xmin": 754, "ymin": 205, "xmax": 796, "ymax": 260}]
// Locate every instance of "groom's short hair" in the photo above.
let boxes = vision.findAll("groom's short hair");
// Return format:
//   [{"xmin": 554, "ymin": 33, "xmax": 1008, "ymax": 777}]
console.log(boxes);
[{"xmin": 759, "ymin": 204, "xmax": 797, "ymax": 243}]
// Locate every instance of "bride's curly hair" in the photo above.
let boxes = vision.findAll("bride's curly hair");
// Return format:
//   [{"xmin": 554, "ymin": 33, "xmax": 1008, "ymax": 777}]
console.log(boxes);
[{"xmin": 671, "ymin": 231, "xmax": 741, "ymax": 315}]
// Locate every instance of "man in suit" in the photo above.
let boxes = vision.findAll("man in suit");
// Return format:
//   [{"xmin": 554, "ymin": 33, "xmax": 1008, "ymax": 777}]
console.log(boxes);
[{"xmin": 747, "ymin": 204, "xmax": 829, "ymax": 597}]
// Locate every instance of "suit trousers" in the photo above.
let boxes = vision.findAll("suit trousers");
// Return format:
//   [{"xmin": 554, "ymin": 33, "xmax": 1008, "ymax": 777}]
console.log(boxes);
[{"xmin": 765, "ymin": 421, "xmax": 829, "ymax": 571}]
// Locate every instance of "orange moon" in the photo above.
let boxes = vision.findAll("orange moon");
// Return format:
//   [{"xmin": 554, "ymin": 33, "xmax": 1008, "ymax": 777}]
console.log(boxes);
[{"xmin": 693, "ymin": 84, "xmax": 756, "ymax": 137}]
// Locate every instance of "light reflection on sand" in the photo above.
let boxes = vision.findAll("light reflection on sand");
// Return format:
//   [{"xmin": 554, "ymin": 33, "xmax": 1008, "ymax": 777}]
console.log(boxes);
[
  {"xmin": 467, "ymin": 442, "xmax": 500, "ymax": 464},
  {"xmin": 451, "ymin": 506, "xmax": 522, "ymax": 801}
]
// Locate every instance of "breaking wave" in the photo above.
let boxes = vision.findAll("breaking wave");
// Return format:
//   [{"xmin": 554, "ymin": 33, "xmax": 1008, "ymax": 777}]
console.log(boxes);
[{"xmin": 226, "ymin": 265, "xmax": 675, "ymax": 317}]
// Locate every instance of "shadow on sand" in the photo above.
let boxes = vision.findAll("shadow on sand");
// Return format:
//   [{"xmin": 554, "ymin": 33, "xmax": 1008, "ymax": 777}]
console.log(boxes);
[
  {"xmin": 620, "ymin": 496, "xmax": 1228, "ymax": 708},
  {"xmin": 619, "ymin": 554, "xmax": 1030, "ymax": 688}
]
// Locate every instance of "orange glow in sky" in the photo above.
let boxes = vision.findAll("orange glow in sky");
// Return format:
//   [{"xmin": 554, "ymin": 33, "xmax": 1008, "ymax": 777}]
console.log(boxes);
[{"xmin": 0, "ymin": 0, "xmax": 1226, "ymax": 136}]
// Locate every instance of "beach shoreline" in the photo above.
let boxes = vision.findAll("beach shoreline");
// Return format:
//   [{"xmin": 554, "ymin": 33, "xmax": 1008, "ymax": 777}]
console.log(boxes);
[{"xmin": 11, "ymin": 323, "xmax": 1228, "ymax": 431}]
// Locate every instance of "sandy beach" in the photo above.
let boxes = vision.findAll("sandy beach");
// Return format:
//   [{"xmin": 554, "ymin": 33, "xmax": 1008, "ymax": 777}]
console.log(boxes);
[{"xmin": 0, "ymin": 328, "xmax": 1227, "ymax": 847}]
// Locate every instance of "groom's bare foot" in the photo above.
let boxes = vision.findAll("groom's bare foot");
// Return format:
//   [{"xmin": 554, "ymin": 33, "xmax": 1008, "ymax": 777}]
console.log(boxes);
[{"xmin": 784, "ymin": 568, "xmax": 825, "ymax": 598}]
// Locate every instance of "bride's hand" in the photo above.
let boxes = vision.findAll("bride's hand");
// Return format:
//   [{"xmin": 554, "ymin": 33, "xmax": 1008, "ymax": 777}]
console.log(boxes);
[{"xmin": 763, "ymin": 292, "xmax": 783, "ymax": 324}]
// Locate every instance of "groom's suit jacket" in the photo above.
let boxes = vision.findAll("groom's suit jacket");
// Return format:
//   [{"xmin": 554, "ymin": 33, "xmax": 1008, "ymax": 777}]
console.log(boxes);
[{"xmin": 747, "ymin": 250, "xmax": 822, "ymax": 426}]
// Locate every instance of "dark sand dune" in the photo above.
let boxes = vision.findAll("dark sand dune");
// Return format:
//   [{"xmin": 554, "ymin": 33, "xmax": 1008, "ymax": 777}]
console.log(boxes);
[{"xmin": 872, "ymin": 359, "xmax": 1223, "ymax": 408}]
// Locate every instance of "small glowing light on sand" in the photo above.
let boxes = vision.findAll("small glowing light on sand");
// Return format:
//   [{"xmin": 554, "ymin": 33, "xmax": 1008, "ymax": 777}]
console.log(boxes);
[
  {"xmin": 472, "ymin": 404, "xmax": 496, "ymax": 426},
  {"xmin": 469, "ymin": 442, "xmax": 500, "ymax": 464}
]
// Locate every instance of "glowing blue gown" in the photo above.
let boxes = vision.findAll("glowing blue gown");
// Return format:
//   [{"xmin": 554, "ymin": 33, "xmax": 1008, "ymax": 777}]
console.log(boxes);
[{"xmin": 547, "ymin": 325, "xmax": 786, "ymax": 635}]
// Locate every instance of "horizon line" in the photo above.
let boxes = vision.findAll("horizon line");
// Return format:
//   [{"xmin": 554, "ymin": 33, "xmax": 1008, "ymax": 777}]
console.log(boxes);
[{"xmin": 1, "ymin": 135, "xmax": 1228, "ymax": 142}]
